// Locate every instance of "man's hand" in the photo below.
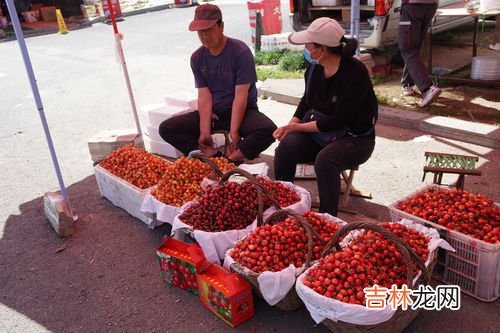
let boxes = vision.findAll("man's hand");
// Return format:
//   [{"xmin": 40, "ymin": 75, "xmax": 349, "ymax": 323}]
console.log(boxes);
[
  {"xmin": 228, "ymin": 130, "xmax": 241, "ymax": 154},
  {"xmin": 198, "ymin": 132, "xmax": 215, "ymax": 155}
]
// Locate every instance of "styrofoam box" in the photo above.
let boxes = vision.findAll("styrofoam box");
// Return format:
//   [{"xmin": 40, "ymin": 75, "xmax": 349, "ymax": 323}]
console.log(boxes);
[
  {"xmin": 94, "ymin": 165, "xmax": 153, "ymax": 226},
  {"xmin": 139, "ymin": 103, "xmax": 166, "ymax": 128},
  {"xmin": 146, "ymin": 126, "xmax": 226, "ymax": 150},
  {"xmin": 312, "ymin": 0, "xmax": 344, "ymax": 6},
  {"xmin": 261, "ymin": 34, "xmax": 289, "ymax": 52},
  {"xmin": 147, "ymin": 125, "xmax": 163, "ymax": 142},
  {"xmin": 165, "ymin": 91, "xmax": 198, "ymax": 110},
  {"xmin": 144, "ymin": 134, "xmax": 183, "ymax": 159},
  {"xmin": 388, "ymin": 184, "xmax": 500, "ymax": 302},
  {"xmin": 138, "ymin": 103, "xmax": 192, "ymax": 129},
  {"xmin": 150, "ymin": 105, "xmax": 192, "ymax": 129}
]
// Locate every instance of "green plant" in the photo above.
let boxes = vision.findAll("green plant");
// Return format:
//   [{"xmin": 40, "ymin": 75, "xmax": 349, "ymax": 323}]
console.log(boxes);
[
  {"xmin": 254, "ymin": 51, "xmax": 265, "ymax": 65},
  {"xmin": 375, "ymin": 92, "xmax": 391, "ymax": 106},
  {"xmin": 254, "ymin": 49, "xmax": 291, "ymax": 65},
  {"xmin": 262, "ymin": 49, "xmax": 287, "ymax": 65},
  {"xmin": 256, "ymin": 67, "xmax": 304, "ymax": 81},
  {"xmin": 371, "ymin": 74, "xmax": 391, "ymax": 85},
  {"xmin": 278, "ymin": 51, "xmax": 307, "ymax": 71}
]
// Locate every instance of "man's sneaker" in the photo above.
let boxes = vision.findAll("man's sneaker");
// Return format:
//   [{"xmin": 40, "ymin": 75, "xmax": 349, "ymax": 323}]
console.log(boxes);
[
  {"xmin": 402, "ymin": 85, "xmax": 417, "ymax": 96},
  {"xmin": 419, "ymin": 86, "xmax": 441, "ymax": 107}
]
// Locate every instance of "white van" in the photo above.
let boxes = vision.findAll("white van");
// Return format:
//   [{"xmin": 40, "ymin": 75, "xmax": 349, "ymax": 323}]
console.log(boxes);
[{"xmin": 289, "ymin": 0, "xmax": 473, "ymax": 49}]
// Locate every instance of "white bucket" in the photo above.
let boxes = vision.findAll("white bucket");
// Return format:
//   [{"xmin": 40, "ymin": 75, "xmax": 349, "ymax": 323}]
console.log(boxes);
[{"xmin": 480, "ymin": 0, "xmax": 499, "ymax": 11}]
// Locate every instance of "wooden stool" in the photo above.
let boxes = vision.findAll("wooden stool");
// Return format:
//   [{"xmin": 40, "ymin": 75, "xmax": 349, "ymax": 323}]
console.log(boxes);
[
  {"xmin": 422, "ymin": 152, "xmax": 481, "ymax": 189},
  {"xmin": 341, "ymin": 167, "xmax": 358, "ymax": 208},
  {"xmin": 297, "ymin": 163, "xmax": 371, "ymax": 213}
]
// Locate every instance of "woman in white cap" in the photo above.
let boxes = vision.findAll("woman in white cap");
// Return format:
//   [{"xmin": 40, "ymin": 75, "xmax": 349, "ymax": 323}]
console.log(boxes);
[{"xmin": 273, "ymin": 17, "xmax": 377, "ymax": 216}]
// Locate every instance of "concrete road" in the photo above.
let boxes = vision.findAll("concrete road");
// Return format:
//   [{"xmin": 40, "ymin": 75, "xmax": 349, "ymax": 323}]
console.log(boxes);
[
  {"xmin": 0, "ymin": 2, "xmax": 498, "ymax": 332},
  {"xmin": 0, "ymin": 1, "xmax": 287, "ymax": 220}
]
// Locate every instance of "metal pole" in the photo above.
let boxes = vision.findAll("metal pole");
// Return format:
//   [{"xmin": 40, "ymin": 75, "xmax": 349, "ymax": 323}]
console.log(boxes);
[
  {"xmin": 256, "ymin": 11, "xmax": 263, "ymax": 52},
  {"xmin": 352, "ymin": 0, "xmax": 360, "ymax": 56},
  {"xmin": 106, "ymin": 0, "xmax": 142, "ymax": 137},
  {"xmin": 5, "ymin": 0, "xmax": 74, "ymax": 218}
]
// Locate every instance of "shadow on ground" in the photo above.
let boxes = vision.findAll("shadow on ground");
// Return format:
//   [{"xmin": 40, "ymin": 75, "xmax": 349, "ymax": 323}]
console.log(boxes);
[{"xmin": 1, "ymin": 154, "xmax": 498, "ymax": 332}]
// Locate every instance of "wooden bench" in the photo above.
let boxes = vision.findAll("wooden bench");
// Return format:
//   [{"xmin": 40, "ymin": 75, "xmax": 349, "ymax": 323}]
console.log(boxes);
[
  {"xmin": 296, "ymin": 163, "xmax": 372, "ymax": 213},
  {"xmin": 422, "ymin": 152, "xmax": 482, "ymax": 189}
]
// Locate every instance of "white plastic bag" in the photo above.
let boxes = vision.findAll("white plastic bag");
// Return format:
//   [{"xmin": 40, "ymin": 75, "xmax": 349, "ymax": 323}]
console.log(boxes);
[
  {"xmin": 262, "ymin": 181, "xmax": 312, "ymax": 220},
  {"xmin": 238, "ymin": 162, "xmax": 269, "ymax": 177},
  {"xmin": 295, "ymin": 219, "xmax": 454, "ymax": 325},
  {"xmin": 140, "ymin": 187, "xmax": 184, "ymax": 227},
  {"xmin": 171, "ymin": 202, "xmax": 258, "ymax": 264},
  {"xmin": 224, "ymin": 212, "xmax": 347, "ymax": 306}
]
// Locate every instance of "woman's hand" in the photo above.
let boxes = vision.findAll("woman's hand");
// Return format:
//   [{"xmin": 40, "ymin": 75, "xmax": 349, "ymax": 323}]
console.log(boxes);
[{"xmin": 273, "ymin": 122, "xmax": 302, "ymax": 141}]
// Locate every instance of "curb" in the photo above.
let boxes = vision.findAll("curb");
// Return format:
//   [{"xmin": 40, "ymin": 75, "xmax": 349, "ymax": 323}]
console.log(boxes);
[
  {"xmin": 258, "ymin": 80, "xmax": 500, "ymax": 150},
  {"xmin": 121, "ymin": 4, "xmax": 175, "ymax": 18}
]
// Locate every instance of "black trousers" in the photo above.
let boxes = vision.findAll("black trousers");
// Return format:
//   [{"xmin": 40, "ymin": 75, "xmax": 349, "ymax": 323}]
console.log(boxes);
[
  {"xmin": 158, "ymin": 108, "xmax": 277, "ymax": 160},
  {"xmin": 274, "ymin": 132, "xmax": 375, "ymax": 216}
]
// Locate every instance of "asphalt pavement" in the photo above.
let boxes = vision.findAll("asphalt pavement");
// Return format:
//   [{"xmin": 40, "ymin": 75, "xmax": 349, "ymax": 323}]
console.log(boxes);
[{"xmin": 0, "ymin": 2, "xmax": 499, "ymax": 332}]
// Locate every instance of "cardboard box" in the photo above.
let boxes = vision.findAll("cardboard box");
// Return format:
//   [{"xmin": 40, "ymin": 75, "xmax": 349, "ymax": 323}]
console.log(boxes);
[
  {"xmin": 157, "ymin": 238, "xmax": 207, "ymax": 295},
  {"xmin": 197, "ymin": 265, "xmax": 254, "ymax": 327},
  {"xmin": 40, "ymin": 6, "xmax": 57, "ymax": 22},
  {"xmin": 22, "ymin": 11, "xmax": 39, "ymax": 23},
  {"xmin": 88, "ymin": 129, "xmax": 144, "ymax": 163}
]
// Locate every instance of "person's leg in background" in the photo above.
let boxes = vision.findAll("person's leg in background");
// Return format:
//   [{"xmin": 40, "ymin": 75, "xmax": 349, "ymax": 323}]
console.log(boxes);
[
  {"xmin": 489, "ymin": 16, "xmax": 500, "ymax": 51},
  {"xmin": 314, "ymin": 134, "xmax": 375, "ymax": 216},
  {"xmin": 274, "ymin": 133, "xmax": 321, "ymax": 181},
  {"xmin": 398, "ymin": 3, "xmax": 441, "ymax": 107}
]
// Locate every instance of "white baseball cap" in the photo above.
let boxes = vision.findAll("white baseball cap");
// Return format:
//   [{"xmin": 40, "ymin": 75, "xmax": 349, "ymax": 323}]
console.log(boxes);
[{"xmin": 288, "ymin": 17, "xmax": 346, "ymax": 47}]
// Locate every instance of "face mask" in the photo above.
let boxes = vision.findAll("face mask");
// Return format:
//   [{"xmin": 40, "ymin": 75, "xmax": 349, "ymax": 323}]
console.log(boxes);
[{"xmin": 304, "ymin": 47, "xmax": 320, "ymax": 65}]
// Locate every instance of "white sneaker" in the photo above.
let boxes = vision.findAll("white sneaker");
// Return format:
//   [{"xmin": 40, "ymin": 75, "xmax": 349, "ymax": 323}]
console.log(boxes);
[
  {"xmin": 489, "ymin": 43, "xmax": 500, "ymax": 51},
  {"xmin": 419, "ymin": 85, "xmax": 441, "ymax": 107},
  {"xmin": 402, "ymin": 85, "xmax": 417, "ymax": 96}
]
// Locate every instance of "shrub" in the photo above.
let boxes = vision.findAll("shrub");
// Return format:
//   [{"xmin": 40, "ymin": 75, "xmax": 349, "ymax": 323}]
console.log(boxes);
[
  {"xmin": 278, "ymin": 51, "xmax": 307, "ymax": 71},
  {"xmin": 254, "ymin": 51, "xmax": 265, "ymax": 65},
  {"xmin": 254, "ymin": 49, "xmax": 291, "ymax": 65}
]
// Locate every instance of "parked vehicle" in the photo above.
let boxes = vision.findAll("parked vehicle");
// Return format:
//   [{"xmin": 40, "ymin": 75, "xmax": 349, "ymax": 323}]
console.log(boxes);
[{"xmin": 289, "ymin": 0, "xmax": 473, "ymax": 49}]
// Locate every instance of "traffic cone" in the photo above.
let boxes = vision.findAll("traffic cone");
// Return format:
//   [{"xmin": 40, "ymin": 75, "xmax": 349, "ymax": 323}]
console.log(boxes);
[{"xmin": 56, "ymin": 9, "xmax": 68, "ymax": 34}]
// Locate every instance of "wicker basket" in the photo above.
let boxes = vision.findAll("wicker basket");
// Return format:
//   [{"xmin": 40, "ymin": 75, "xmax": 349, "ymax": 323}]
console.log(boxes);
[
  {"xmin": 230, "ymin": 209, "xmax": 324, "ymax": 311},
  {"xmin": 189, "ymin": 151, "xmax": 225, "ymax": 179},
  {"xmin": 318, "ymin": 222, "xmax": 435, "ymax": 333},
  {"xmin": 182, "ymin": 167, "xmax": 281, "ymax": 238}
]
